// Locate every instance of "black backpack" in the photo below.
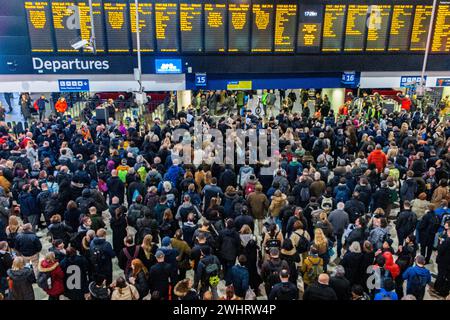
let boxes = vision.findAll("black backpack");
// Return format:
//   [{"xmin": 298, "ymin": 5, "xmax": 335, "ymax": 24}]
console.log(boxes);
[
  {"xmin": 276, "ymin": 282, "xmax": 297, "ymax": 300},
  {"xmin": 409, "ymin": 271, "xmax": 428, "ymax": 299},
  {"xmin": 294, "ymin": 231, "xmax": 310, "ymax": 254},
  {"xmin": 266, "ymin": 260, "xmax": 283, "ymax": 287},
  {"xmin": 90, "ymin": 243, "xmax": 106, "ymax": 269}
]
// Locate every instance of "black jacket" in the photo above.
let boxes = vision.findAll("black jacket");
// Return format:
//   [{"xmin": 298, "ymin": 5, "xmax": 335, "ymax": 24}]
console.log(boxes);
[
  {"xmin": 268, "ymin": 281, "xmax": 299, "ymax": 300},
  {"xmin": 341, "ymin": 251, "xmax": 363, "ymax": 285},
  {"xmin": 60, "ymin": 254, "xmax": 90, "ymax": 300},
  {"xmin": 106, "ymin": 176, "xmax": 125, "ymax": 201},
  {"xmin": 15, "ymin": 231, "xmax": 42, "ymax": 257},
  {"xmin": 418, "ymin": 211, "xmax": 440, "ymax": 245},
  {"xmin": 48, "ymin": 222, "xmax": 73, "ymax": 245},
  {"xmin": 344, "ymin": 199, "xmax": 366, "ymax": 223},
  {"xmin": 345, "ymin": 227, "xmax": 367, "ymax": 247},
  {"xmin": 395, "ymin": 210, "xmax": 417, "ymax": 239},
  {"xmin": 303, "ymin": 283, "xmax": 338, "ymax": 300},
  {"xmin": 149, "ymin": 262, "xmax": 172, "ymax": 299},
  {"xmin": 218, "ymin": 228, "xmax": 241, "ymax": 262},
  {"xmin": 329, "ymin": 276, "xmax": 351, "ymax": 300},
  {"xmin": 436, "ymin": 237, "xmax": 450, "ymax": 267},
  {"xmin": 0, "ymin": 251, "xmax": 13, "ymax": 278}
]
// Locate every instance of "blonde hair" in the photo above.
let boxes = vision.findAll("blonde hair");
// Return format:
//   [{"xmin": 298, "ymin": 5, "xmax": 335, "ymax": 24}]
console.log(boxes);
[
  {"xmin": 314, "ymin": 228, "xmax": 328, "ymax": 253},
  {"xmin": 141, "ymin": 234, "xmax": 154, "ymax": 257},
  {"xmin": 8, "ymin": 215, "xmax": 20, "ymax": 233},
  {"xmin": 239, "ymin": 224, "xmax": 252, "ymax": 235},
  {"xmin": 12, "ymin": 256, "xmax": 25, "ymax": 271}
]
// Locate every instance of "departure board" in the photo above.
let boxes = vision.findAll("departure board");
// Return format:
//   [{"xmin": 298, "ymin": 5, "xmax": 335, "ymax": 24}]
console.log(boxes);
[
  {"xmin": 251, "ymin": 1, "xmax": 274, "ymax": 52},
  {"xmin": 155, "ymin": 3, "xmax": 179, "ymax": 52},
  {"xmin": 228, "ymin": 0, "xmax": 251, "ymax": 52},
  {"xmin": 388, "ymin": 5, "xmax": 414, "ymax": 51},
  {"xmin": 24, "ymin": 1, "xmax": 54, "ymax": 52},
  {"xmin": 344, "ymin": 5, "xmax": 368, "ymax": 52},
  {"xmin": 104, "ymin": 1, "xmax": 130, "ymax": 52},
  {"xmin": 274, "ymin": 3, "xmax": 298, "ymax": 52},
  {"xmin": 51, "ymin": 0, "xmax": 79, "ymax": 52},
  {"xmin": 204, "ymin": 2, "xmax": 227, "ymax": 52},
  {"xmin": 130, "ymin": 0, "xmax": 154, "ymax": 52},
  {"xmin": 78, "ymin": 0, "xmax": 106, "ymax": 52},
  {"xmin": 366, "ymin": 5, "xmax": 391, "ymax": 51},
  {"xmin": 431, "ymin": 3, "xmax": 450, "ymax": 52},
  {"xmin": 410, "ymin": 5, "xmax": 432, "ymax": 51},
  {"xmin": 297, "ymin": 4, "xmax": 323, "ymax": 53},
  {"xmin": 322, "ymin": 5, "xmax": 346, "ymax": 52},
  {"xmin": 180, "ymin": 2, "xmax": 202, "ymax": 52}
]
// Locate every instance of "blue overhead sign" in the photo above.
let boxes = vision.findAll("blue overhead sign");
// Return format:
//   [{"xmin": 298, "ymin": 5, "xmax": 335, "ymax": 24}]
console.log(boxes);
[
  {"xmin": 436, "ymin": 78, "xmax": 450, "ymax": 87},
  {"xmin": 58, "ymin": 79, "xmax": 90, "ymax": 92},
  {"xmin": 155, "ymin": 59, "xmax": 182, "ymax": 74},
  {"xmin": 341, "ymin": 71, "xmax": 356, "ymax": 86},
  {"xmin": 195, "ymin": 73, "xmax": 207, "ymax": 86}
]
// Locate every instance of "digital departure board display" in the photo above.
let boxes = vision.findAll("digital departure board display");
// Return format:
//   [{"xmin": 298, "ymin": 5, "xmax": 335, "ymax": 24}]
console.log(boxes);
[
  {"xmin": 24, "ymin": 1, "xmax": 54, "ymax": 52},
  {"xmin": 51, "ymin": 0, "xmax": 79, "ymax": 52},
  {"xmin": 274, "ymin": 3, "xmax": 297, "ymax": 52},
  {"xmin": 432, "ymin": 3, "xmax": 450, "ymax": 52},
  {"xmin": 251, "ymin": 1, "xmax": 274, "ymax": 52},
  {"xmin": 228, "ymin": 0, "xmax": 251, "ymax": 52},
  {"xmin": 344, "ymin": 5, "xmax": 368, "ymax": 52},
  {"xmin": 322, "ymin": 4, "xmax": 346, "ymax": 52},
  {"xmin": 78, "ymin": 0, "xmax": 105, "ymax": 52},
  {"xmin": 180, "ymin": 2, "xmax": 202, "ymax": 53},
  {"xmin": 365, "ymin": 5, "xmax": 391, "ymax": 51},
  {"xmin": 155, "ymin": 2, "xmax": 179, "ymax": 52},
  {"xmin": 297, "ymin": 4, "xmax": 323, "ymax": 53},
  {"xmin": 204, "ymin": 2, "xmax": 227, "ymax": 52},
  {"xmin": 410, "ymin": 5, "xmax": 432, "ymax": 51},
  {"xmin": 388, "ymin": 5, "xmax": 414, "ymax": 51},
  {"xmin": 20, "ymin": 1, "xmax": 450, "ymax": 57},
  {"xmin": 130, "ymin": 0, "xmax": 154, "ymax": 52},
  {"xmin": 104, "ymin": 0, "xmax": 130, "ymax": 52}
]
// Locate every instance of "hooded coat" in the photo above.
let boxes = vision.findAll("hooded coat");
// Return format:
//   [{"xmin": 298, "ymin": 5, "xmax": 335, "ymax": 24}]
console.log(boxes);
[{"xmin": 38, "ymin": 260, "xmax": 65, "ymax": 297}]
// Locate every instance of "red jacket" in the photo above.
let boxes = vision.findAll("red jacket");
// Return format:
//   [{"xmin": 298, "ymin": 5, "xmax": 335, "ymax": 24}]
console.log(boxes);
[
  {"xmin": 383, "ymin": 252, "xmax": 400, "ymax": 279},
  {"xmin": 368, "ymin": 149, "xmax": 387, "ymax": 173},
  {"xmin": 400, "ymin": 97, "xmax": 411, "ymax": 111},
  {"xmin": 38, "ymin": 260, "xmax": 65, "ymax": 297},
  {"xmin": 55, "ymin": 100, "xmax": 68, "ymax": 113}
]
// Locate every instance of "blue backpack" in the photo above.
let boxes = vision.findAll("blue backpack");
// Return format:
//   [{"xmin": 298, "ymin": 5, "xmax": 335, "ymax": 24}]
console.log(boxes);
[{"xmin": 335, "ymin": 185, "xmax": 350, "ymax": 203}]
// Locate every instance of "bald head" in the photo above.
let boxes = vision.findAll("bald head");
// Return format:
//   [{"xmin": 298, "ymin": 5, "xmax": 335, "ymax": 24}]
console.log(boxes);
[
  {"xmin": 318, "ymin": 273, "xmax": 330, "ymax": 285},
  {"xmin": 111, "ymin": 169, "xmax": 118, "ymax": 177}
]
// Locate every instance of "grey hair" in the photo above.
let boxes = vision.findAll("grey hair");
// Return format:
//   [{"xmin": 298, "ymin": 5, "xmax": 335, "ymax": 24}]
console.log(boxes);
[
  {"xmin": 349, "ymin": 241, "xmax": 362, "ymax": 253},
  {"xmin": 333, "ymin": 265, "xmax": 345, "ymax": 277}
]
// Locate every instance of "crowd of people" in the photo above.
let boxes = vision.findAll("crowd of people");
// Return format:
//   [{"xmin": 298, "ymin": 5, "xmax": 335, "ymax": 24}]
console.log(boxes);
[{"xmin": 0, "ymin": 88, "xmax": 449, "ymax": 301}]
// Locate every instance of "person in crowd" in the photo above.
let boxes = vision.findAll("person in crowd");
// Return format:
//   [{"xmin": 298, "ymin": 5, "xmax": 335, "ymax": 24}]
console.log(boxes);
[
  {"xmin": 6, "ymin": 256, "xmax": 36, "ymax": 300},
  {"xmin": 402, "ymin": 255, "xmax": 432, "ymax": 300},
  {"xmin": 303, "ymin": 273, "xmax": 338, "ymax": 301}
]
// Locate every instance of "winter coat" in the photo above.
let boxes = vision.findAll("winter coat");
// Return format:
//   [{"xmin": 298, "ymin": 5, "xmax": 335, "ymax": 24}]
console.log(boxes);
[
  {"xmin": 269, "ymin": 194, "xmax": 287, "ymax": 218},
  {"xmin": 7, "ymin": 267, "xmax": 36, "ymax": 300},
  {"xmin": 55, "ymin": 100, "xmax": 68, "ymax": 113},
  {"xmin": 111, "ymin": 284, "xmax": 139, "ymax": 300},
  {"xmin": 432, "ymin": 186, "xmax": 449, "ymax": 207},
  {"xmin": 400, "ymin": 179, "xmax": 418, "ymax": 202},
  {"xmin": 231, "ymin": 264, "xmax": 249, "ymax": 298},
  {"xmin": 395, "ymin": 210, "xmax": 417, "ymax": 241},
  {"xmin": 383, "ymin": 252, "xmax": 401, "ymax": 279},
  {"xmin": 38, "ymin": 260, "xmax": 65, "ymax": 297},
  {"xmin": 247, "ymin": 191, "xmax": 269, "ymax": 219},
  {"xmin": 328, "ymin": 209, "xmax": 349, "ymax": 235},
  {"xmin": 367, "ymin": 149, "xmax": 387, "ymax": 173},
  {"xmin": 15, "ymin": 231, "xmax": 42, "ymax": 257},
  {"xmin": 418, "ymin": 211, "xmax": 440, "ymax": 245},
  {"xmin": 18, "ymin": 192, "xmax": 40, "ymax": 217},
  {"xmin": 218, "ymin": 228, "xmax": 241, "ymax": 262},
  {"xmin": 60, "ymin": 254, "xmax": 90, "ymax": 300},
  {"xmin": 341, "ymin": 251, "xmax": 363, "ymax": 285},
  {"xmin": 48, "ymin": 222, "xmax": 73, "ymax": 245},
  {"xmin": 303, "ymin": 283, "xmax": 337, "ymax": 300}
]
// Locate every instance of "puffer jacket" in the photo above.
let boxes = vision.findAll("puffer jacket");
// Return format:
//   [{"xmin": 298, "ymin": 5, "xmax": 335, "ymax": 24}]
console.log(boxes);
[
  {"xmin": 38, "ymin": 260, "xmax": 65, "ymax": 297},
  {"xmin": 111, "ymin": 284, "xmax": 140, "ymax": 300},
  {"xmin": 383, "ymin": 252, "xmax": 400, "ymax": 279},
  {"xmin": 269, "ymin": 194, "xmax": 287, "ymax": 218},
  {"xmin": 7, "ymin": 267, "xmax": 36, "ymax": 300}
]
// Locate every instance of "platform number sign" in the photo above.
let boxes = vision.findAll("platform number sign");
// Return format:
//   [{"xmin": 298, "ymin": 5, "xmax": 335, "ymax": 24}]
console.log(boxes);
[
  {"xmin": 341, "ymin": 72, "xmax": 356, "ymax": 85},
  {"xmin": 195, "ymin": 73, "xmax": 207, "ymax": 87}
]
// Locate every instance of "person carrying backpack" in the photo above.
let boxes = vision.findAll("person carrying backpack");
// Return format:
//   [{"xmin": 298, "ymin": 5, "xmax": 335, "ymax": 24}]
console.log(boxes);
[
  {"xmin": 402, "ymin": 255, "xmax": 431, "ymax": 300},
  {"xmin": 194, "ymin": 246, "xmax": 221, "ymax": 299},
  {"xmin": 89, "ymin": 229, "xmax": 116, "ymax": 285},
  {"xmin": 37, "ymin": 252, "xmax": 64, "ymax": 300},
  {"xmin": 334, "ymin": 178, "xmax": 351, "ymax": 204},
  {"xmin": 301, "ymin": 246, "xmax": 324, "ymax": 289},
  {"xmin": 261, "ymin": 248, "xmax": 290, "ymax": 297},
  {"xmin": 268, "ymin": 269, "xmax": 298, "ymax": 300},
  {"xmin": 118, "ymin": 236, "xmax": 141, "ymax": 279}
]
